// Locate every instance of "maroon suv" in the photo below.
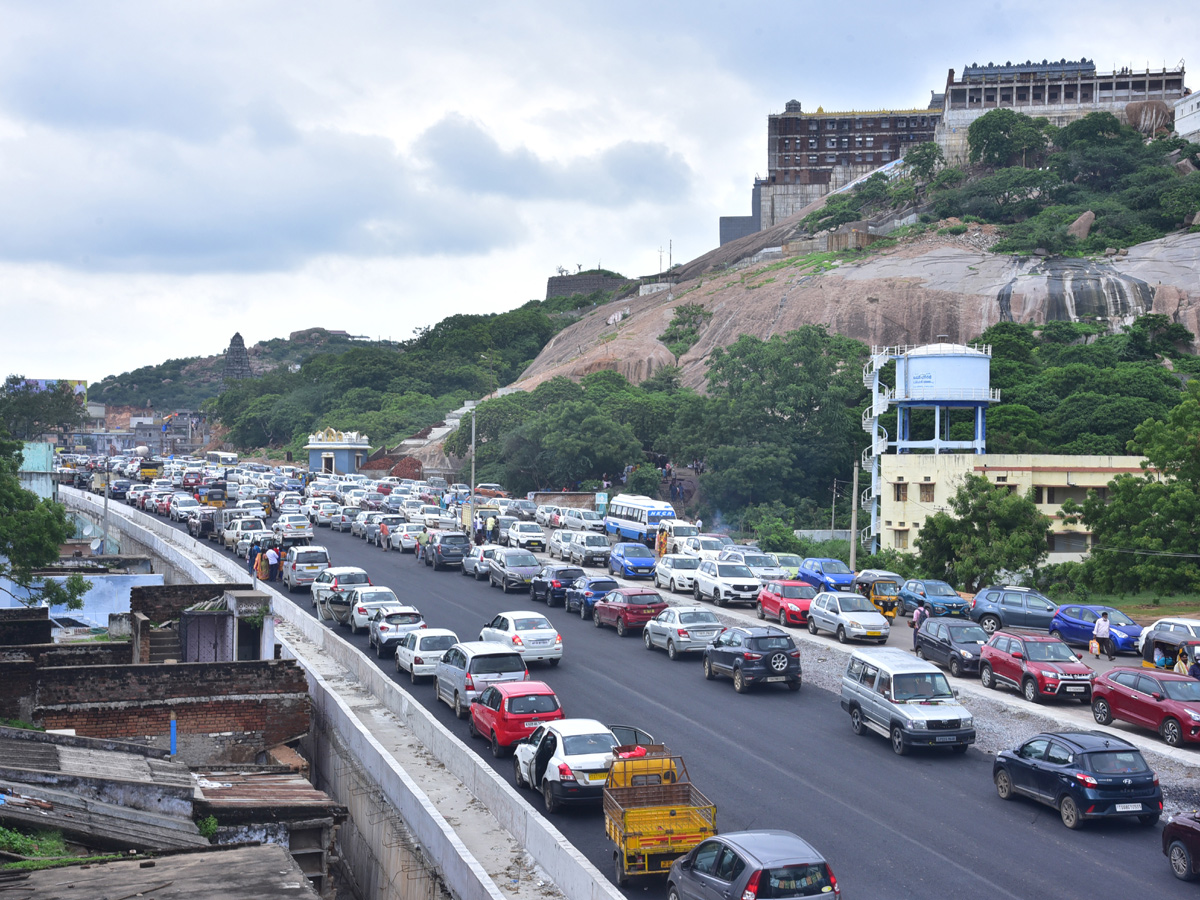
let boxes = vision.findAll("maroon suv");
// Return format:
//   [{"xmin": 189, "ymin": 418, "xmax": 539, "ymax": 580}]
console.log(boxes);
[
  {"xmin": 980, "ymin": 631, "xmax": 1094, "ymax": 704},
  {"xmin": 1092, "ymin": 667, "xmax": 1200, "ymax": 747}
]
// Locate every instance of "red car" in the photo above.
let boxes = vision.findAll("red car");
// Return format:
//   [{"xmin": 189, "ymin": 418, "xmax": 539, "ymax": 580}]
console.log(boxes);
[
  {"xmin": 1163, "ymin": 810, "xmax": 1200, "ymax": 881},
  {"xmin": 592, "ymin": 588, "xmax": 669, "ymax": 637},
  {"xmin": 980, "ymin": 631, "xmax": 1094, "ymax": 704},
  {"xmin": 1092, "ymin": 667, "xmax": 1200, "ymax": 746},
  {"xmin": 155, "ymin": 494, "xmax": 175, "ymax": 516},
  {"xmin": 468, "ymin": 681, "xmax": 563, "ymax": 756},
  {"xmin": 182, "ymin": 471, "xmax": 202, "ymax": 490},
  {"xmin": 757, "ymin": 580, "xmax": 818, "ymax": 626}
]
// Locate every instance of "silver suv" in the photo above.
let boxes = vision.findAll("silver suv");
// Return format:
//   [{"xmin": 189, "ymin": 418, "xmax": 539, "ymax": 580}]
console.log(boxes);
[
  {"xmin": 434, "ymin": 642, "xmax": 528, "ymax": 719},
  {"xmin": 840, "ymin": 647, "xmax": 975, "ymax": 756}
]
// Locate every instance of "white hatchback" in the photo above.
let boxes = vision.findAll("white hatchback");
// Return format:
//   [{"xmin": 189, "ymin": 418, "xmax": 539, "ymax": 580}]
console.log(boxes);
[{"xmin": 394, "ymin": 628, "xmax": 459, "ymax": 683}]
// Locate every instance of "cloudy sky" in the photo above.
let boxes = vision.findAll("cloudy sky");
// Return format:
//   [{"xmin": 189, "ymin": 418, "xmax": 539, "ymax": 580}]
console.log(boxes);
[{"xmin": 0, "ymin": 1, "xmax": 1192, "ymax": 383}]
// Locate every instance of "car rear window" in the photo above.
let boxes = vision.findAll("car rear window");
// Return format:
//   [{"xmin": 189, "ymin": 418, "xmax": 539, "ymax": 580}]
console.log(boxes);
[
  {"xmin": 337, "ymin": 572, "xmax": 369, "ymax": 585},
  {"xmin": 358, "ymin": 590, "xmax": 397, "ymax": 603},
  {"xmin": 471, "ymin": 653, "xmax": 526, "ymax": 675},
  {"xmin": 749, "ymin": 636, "xmax": 795, "ymax": 652},
  {"xmin": 759, "ymin": 864, "xmax": 835, "ymax": 898},
  {"xmin": 679, "ymin": 611, "xmax": 719, "ymax": 625},
  {"xmin": 295, "ymin": 551, "xmax": 328, "ymax": 564},
  {"xmin": 589, "ymin": 580, "xmax": 618, "ymax": 592},
  {"xmin": 507, "ymin": 694, "xmax": 560, "ymax": 715},
  {"xmin": 440, "ymin": 534, "xmax": 469, "ymax": 545},
  {"xmin": 385, "ymin": 613, "xmax": 423, "ymax": 625},
  {"xmin": 626, "ymin": 593, "xmax": 662, "ymax": 606},
  {"xmin": 1085, "ymin": 750, "xmax": 1150, "ymax": 775},
  {"xmin": 513, "ymin": 617, "xmax": 552, "ymax": 631},
  {"xmin": 419, "ymin": 634, "xmax": 456, "ymax": 652},
  {"xmin": 562, "ymin": 733, "xmax": 619, "ymax": 755},
  {"xmin": 780, "ymin": 585, "xmax": 816, "ymax": 599},
  {"xmin": 556, "ymin": 568, "xmax": 584, "ymax": 581}
]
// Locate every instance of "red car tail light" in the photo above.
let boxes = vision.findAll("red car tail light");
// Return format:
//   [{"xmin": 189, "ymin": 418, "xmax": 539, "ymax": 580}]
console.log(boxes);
[
  {"xmin": 1075, "ymin": 772, "xmax": 1098, "ymax": 788},
  {"xmin": 557, "ymin": 762, "xmax": 575, "ymax": 781},
  {"xmin": 356, "ymin": 606, "xmax": 367, "ymax": 615},
  {"xmin": 741, "ymin": 869, "xmax": 762, "ymax": 900},
  {"xmin": 677, "ymin": 628, "xmax": 690, "ymax": 637},
  {"xmin": 464, "ymin": 674, "xmax": 475, "ymax": 690},
  {"xmin": 413, "ymin": 656, "xmax": 424, "ymax": 666},
  {"xmin": 512, "ymin": 634, "xmax": 524, "ymax": 646},
  {"xmin": 828, "ymin": 866, "xmax": 840, "ymax": 897},
  {"xmin": 743, "ymin": 652, "xmax": 763, "ymax": 661},
  {"xmin": 551, "ymin": 580, "xmax": 562, "ymax": 588}
]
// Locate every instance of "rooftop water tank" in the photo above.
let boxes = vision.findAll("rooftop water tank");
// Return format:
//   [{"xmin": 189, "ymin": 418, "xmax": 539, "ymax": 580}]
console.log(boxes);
[{"xmin": 894, "ymin": 343, "xmax": 991, "ymax": 403}]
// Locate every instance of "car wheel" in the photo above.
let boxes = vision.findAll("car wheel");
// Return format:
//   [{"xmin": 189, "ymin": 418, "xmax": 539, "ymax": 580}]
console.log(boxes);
[
  {"xmin": 980, "ymin": 615, "xmax": 1001, "ymax": 634},
  {"xmin": 376, "ymin": 639, "xmax": 385, "ymax": 659},
  {"xmin": 980, "ymin": 664, "xmax": 996, "ymax": 690},
  {"xmin": 948, "ymin": 656, "xmax": 962, "ymax": 678},
  {"xmin": 890, "ymin": 725, "xmax": 908, "ymax": 756},
  {"xmin": 593, "ymin": 611, "xmax": 602, "ymax": 629},
  {"xmin": 468, "ymin": 715, "xmax": 480, "ymax": 739},
  {"xmin": 1092, "ymin": 698, "xmax": 1113, "ymax": 725},
  {"xmin": 713, "ymin": 590, "xmax": 726, "ymax": 608},
  {"xmin": 643, "ymin": 629, "xmax": 653, "ymax": 650},
  {"xmin": 349, "ymin": 619, "xmax": 359, "ymax": 635},
  {"xmin": 410, "ymin": 664, "xmax": 419, "ymax": 685},
  {"xmin": 616, "ymin": 617, "xmax": 627, "ymax": 638},
  {"xmin": 549, "ymin": 658, "xmax": 560, "ymax": 667},
  {"xmin": 703, "ymin": 656, "xmax": 715, "ymax": 680},
  {"xmin": 995, "ymin": 768, "xmax": 1014, "ymax": 800},
  {"xmin": 579, "ymin": 602, "xmax": 588, "ymax": 620},
  {"xmin": 1162, "ymin": 716, "xmax": 1183, "ymax": 747},
  {"xmin": 1022, "ymin": 678, "xmax": 1041, "ymax": 704},
  {"xmin": 836, "ymin": 626, "xmax": 847, "ymax": 644},
  {"xmin": 914, "ymin": 646, "xmax": 925, "ymax": 659},
  {"xmin": 667, "ymin": 641, "xmax": 679, "ymax": 661},
  {"xmin": 1051, "ymin": 629, "xmax": 1064, "ymax": 641},
  {"xmin": 501, "ymin": 579, "xmax": 509, "ymax": 594},
  {"xmin": 475, "ymin": 568, "xmax": 484, "ymax": 582},
  {"xmin": 546, "ymin": 591, "xmax": 555, "ymax": 608},
  {"xmin": 779, "ymin": 610, "xmax": 788, "ymax": 628},
  {"xmin": 693, "ymin": 585, "xmax": 702, "ymax": 603},
  {"xmin": 849, "ymin": 707, "xmax": 866, "ymax": 735},
  {"xmin": 808, "ymin": 619, "xmax": 818, "ymax": 635},
  {"xmin": 453, "ymin": 692, "xmax": 466, "ymax": 720},
  {"xmin": 1059, "ymin": 795, "xmax": 1081, "ymax": 830},
  {"xmin": 461, "ymin": 564, "xmax": 469, "ymax": 576},
  {"xmin": 491, "ymin": 732, "xmax": 506, "ymax": 758},
  {"xmin": 1169, "ymin": 840, "xmax": 1198, "ymax": 881},
  {"xmin": 542, "ymin": 781, "xmax": 559, "ymax": 814},
  {"xmin": 668, "ymin": 887, "xmax": 682, "ymax": 900},
  {"xmin": 512, "ymin": 755, "xmax": 526, "ymax": 788},
  {"xmin": 733, "ymin": 668, "xmax": 748, "ymax": 694},
  {"xmin": 756, "ymin": 602, "xmax": 765, "ymax": 620}
]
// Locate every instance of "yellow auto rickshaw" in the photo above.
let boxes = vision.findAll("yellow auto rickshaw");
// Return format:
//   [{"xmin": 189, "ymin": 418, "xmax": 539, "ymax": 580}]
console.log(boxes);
[
  {"xmin": 853, "ymin": 569, "xmax": 902, "ymax": 621},
  {"xmin": 1141, "ymin": 631, "xmax": 1200, "ymax": 670},
  {"xmin": 200, "ymin": 484, "xmax": 228, "ymax": 509}
]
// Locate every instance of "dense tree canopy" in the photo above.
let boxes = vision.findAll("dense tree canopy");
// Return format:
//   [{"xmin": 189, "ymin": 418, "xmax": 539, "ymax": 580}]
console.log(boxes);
[{"xmin": 0, "ymin": 377, "xmax": 85, "ymax": 440}]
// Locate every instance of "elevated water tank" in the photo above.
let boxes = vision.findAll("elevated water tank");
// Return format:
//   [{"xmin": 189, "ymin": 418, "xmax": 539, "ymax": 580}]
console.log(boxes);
[{"xmin": 894, "ymin": 343, "xmax": 992, "ymax": 402}]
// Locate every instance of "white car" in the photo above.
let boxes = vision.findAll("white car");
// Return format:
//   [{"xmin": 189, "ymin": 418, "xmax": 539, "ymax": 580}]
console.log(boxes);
[
  {"xmin": 169, "ymin": 496, "xmax": 201, "ymax": 521},
  {"xmin": 807, "ymin": 591, "xmax": 891, "ymax": 644},
  {"xmin": 654, "ymin": 554, "xmax": 701, "ymax": 592},
  {"xmin": 387, "ymin": 522, "xmax": 426, "ymax": 552},
  {"xmin": 419, "ymin": 505, "xmax": 443, "ymax": 528},
  {"xmin": 535, "ymin": 505, "xmax": 560, "ymax": 526},
  {"xmin": 273, "ymin": 513, "xmax": 314, "ymax": 541},
  {"xmin": 346, "ymin": 586, "xmax": 403, "ymax": 634},
  {"xmin": 548, "ymin": 530, "xmax": 582, "ymax": 559},
  {"xmin": 719, "ymin": 549, "xmax": 786, "ymax": 583},
  {"xmin": 309, "ymin": 566, "xmax": 371, "ymax": 613},
  {"xmin": 394, "ymin": 628, "xmax": 459, "ymax": 683},
  {"xmin": 479, "ymin": 610, "xmax": 562, "ymax": 665},
  {"xmin": 692, "ymin": 560, "xmax": 761, "ymax": 607},
  {"xmin": 561, "ymin": 508, "xmax": 605, "ymax": 532},
  {"xmin": 680, "ymin": 536, "xmax": 726, "ymax": 561},
  {"xmin": 462, "ymin": 543, "xmax": 502, "ymax": 579},
  {"xmin": 314, "ymin": 502, "xmax": 341, "ymax": 526},
  {"xmin": 366, "ymin": 603, "xmax": 426, "ymax": 656},
  {"xmin": 513, "ymin": 719, "xmax": 654, "ymax": 813},
  {"xmin": 508, "ymin": 521, "xmax": 547, "ymax": 552},
  {"xmin": 1136, "ymin": 617, "xmax": 1200, "ymax": 653}
]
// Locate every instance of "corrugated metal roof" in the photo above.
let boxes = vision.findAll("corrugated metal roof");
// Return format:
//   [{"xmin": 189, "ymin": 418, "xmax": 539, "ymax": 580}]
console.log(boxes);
[{"xmin": 193, "ymin": 771, "xmax": 345, "ymax": 818}]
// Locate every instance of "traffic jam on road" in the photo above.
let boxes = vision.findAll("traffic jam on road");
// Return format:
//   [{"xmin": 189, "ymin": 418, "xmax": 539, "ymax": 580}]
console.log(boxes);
[{"xmin": 94, "ymin": 454, "xmax": 1200, "ymax": 897}]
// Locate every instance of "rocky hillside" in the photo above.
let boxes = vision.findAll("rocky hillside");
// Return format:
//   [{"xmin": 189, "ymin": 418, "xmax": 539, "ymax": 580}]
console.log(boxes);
[{"xmin": 514, "ymin": 227, "xmax": 1200, "ymax": 392}]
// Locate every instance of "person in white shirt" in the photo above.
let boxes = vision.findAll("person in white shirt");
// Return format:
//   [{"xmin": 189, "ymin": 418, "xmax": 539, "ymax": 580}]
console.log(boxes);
[{"xmin": 1092, "ymin": 611, "xmax": 1114, "ymax": 661}]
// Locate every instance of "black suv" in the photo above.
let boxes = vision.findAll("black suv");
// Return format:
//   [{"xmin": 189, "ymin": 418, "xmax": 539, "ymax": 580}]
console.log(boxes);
[
  {"xmin": 993, "ymin": 730, "xmax": 1163, "ymax": 829},
  {"xmin": 531, "ymin": 565, "xmax": 585, "ymax": 606},
  {"xmin": 703, "ymin": 626, "xmax": 802, "ymax": 694},
  {"xmin": 425, "ymin": 532, "xmax": 470, "ymax": 570}
]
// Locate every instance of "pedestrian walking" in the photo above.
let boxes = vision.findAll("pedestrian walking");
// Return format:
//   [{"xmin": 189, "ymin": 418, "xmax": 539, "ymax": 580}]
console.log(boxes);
[
  {"xmin": 911, "ymin": 599, "xmax": 927, "ymax": 650},
  {"xmin": 266, "ymin": 545, "xmax": 280, "ymax": 582},
  {"xmin": 247, "ymin": 540, "xmax": 260, "ymax": 575},
  {"xmin": 416, "ymin": 527, "xmax": 429, "ymax": 563},
  {"xmin": 474, "ymin": 513, "xmax": 483, "ymax": 544},
  {"xmin": 256, "ymin": 547, "xmax": 270, "ymax": 581},
  {"xmin": 380, "ymin": 519, "xmax": 390, "ymax": 552},
  {"xmin": 1093, "ymin": 611, "xmax": 1115, "ymax": 661},
  {"xmin": 486, "ymin": 515, "xmax": 497, "ymax": 544}
]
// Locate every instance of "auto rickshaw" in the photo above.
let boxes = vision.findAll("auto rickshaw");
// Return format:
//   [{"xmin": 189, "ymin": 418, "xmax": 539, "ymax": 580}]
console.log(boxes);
[
  {"xmin": 251, "ymin": 490, "xmax": 274, "ymax": 517},
  {"xmin": 1141, "ymin": 630, "xmax": 1200, "ymax": 670},
  {"xmin": 199, "ymin": 483, "xmax": 228, "ymax": 509},
  {"xmin": 853, "ymin": 569, "xmax": 902, "ymax": 621}
]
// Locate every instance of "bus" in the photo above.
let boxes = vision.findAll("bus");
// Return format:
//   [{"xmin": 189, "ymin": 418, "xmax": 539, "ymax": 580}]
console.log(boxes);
[
  {"xmin": 205, "ymin": 451, "xmax": 239, "ymax": 467},
  {"xmin": 603, "ymin": 495, "xmax": 677, "ymax": 546}
]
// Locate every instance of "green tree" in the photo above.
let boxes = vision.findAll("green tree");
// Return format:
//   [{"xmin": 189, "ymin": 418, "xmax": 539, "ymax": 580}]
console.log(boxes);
[
  {"xmin": 658, "ymin": 304, "xmax": 713, "ymax": 360},
  {"xmin": 967, "ymin": 109, "xmax": 1050, "ymax": 167},
  {"xmin": 904, "ymin": 141, "xmax": 945, "ymax": 181},
  {"xmin": 625, "ymin": 464, "xmax": 662, "ymax": 497},
  {"xmin": 0, "ymin": 377, "xmax": 86, "ymax": 440},
  {"xmin": 916, "ymin": 474, "xmax": 1050, "ymax": 591},
  {"xmin": 0, "ymin": 434, "xmax": 91, "ymax": 609}
]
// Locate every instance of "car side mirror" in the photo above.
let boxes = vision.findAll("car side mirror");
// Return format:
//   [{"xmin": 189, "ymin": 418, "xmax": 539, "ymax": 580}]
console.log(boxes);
[
  {"xmin": 1011, "ymin": 652, "xmax": 1023, "ymax": 660},
  {"xmin": 1152, "ymin": 692, "xmax": 1165, "ymax": 702},
  {"xmin": 679, "ymin": 858, "xmax": 693, "ymax": 870},
  {"xmin": 952, "ymin": 689, "xmax": 960, "ymax": 698}
]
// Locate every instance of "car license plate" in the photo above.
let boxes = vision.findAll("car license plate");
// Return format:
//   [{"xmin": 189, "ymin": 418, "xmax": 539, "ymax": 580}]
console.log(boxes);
[
  {"xmin": 935, "ymin": 735, "xmax": 958, "ymax": 743},
  {"xmin": 588, "ymin": 773, "xmax": 607, "ymax": 783},
  {"xmin": 866, "ymin": 631, "xmax": 881, "ymax": 636},
  {"xmin": 1115, "ymin": 803, "xmax": 1142, "ymax": 812},
  {"xmin": 1066, "ymin": 686, "xmax": 1085, "ymax": 692},
  {"xmin": 303, "ymin": 565, "xmax": 317, "ymax": 570},
  {"xmin": 765, "ymin": 676, "xmax": 787, "ymax": 683}
]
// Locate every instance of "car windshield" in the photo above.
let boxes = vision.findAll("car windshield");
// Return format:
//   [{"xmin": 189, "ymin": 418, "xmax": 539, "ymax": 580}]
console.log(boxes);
[
  {"xmin": 582, "ymin": 535, "xmax": 607, "ymax": 547},
  {"xmin": 295, "ymin": 551, "xmax": 327, "ymax": 564},
  {"xmin": 821, "ymin": 560, "xmax": 851, "ymax": 574},
  {"xmin": 743, "ymin": 555, "xmax": 775, "ymax": 567},
  {"xmin": 717, "ymin": 565, "xmax": 755, "ymax": 578},
  {"xmin": 513, "ymin": 617, "xmax": 553, "ymax": 631},
  {"xmin": 670, "ymin": 557, "xmax": 700, "ymax": 569},
  {"xmin": 775, "ymin": 555, "xmax": 802, "ymax": 568},
  {"xmin": 472, "ymin": 653, "xmax": 526, "ymax": 674},
  {"xmin": 508, "ymin": 694, "xmax": 560, "ymax": 715},
  {"xmin": 1023, "ymin": 641, "xmax": 1078, "ymax": 662},
  {"xmin": 749, "ymin": 636, "xmax": 795, "ymax": 652},
  {"xmin": 679, "ymin": 611, "xmax": 719, "ymax": 625},
  {"xmin": 838, "ymin": 596, "xmax": 877, "ymax": 613},
  {"xmin": 579, "ymin": 510, "xmax": 601, "ymax": 520},
  {"xmin": 926, "ymin": 582, "xmax": 958, "ymax": 597},
  {"xmin": 948, "ymin": 624, "xmax": 989, "ymax": 644},
  {"xmin": 358, "ymin": 590, "xmax": 397, "ymax": 603},
  {"xmin": 780, "ymin": 585, "xmax": 817, "ymax": 599},
  {"xmin": 893, "ymin": 672, "xmax": 954, "ymax": 701},
  {"xmin": 623, "ymin": 545, "xmax": 654, "ymax": 559},
  {"xmin": 625, "ymin": 593, "xmax": 662, "ymax": 606},
  {"xmin": 562, "ymin": 732, "xmax": 619, "ymax": 755},
  {"xmin": 1162, "ymin": 678, "xmax": 1200, "ymax": 701},
  {"xmin": 507, "ymin": 553, "xmax": 539, "ymax": 567},
  {"xmin": 872, "ymin": 581, "xmax": 900, "ymax": 596},
  {"xmin": 698, "ymin": 539, "xmax": 723, "ymax": 551},
  {"xmin": 1101, "ymin": 610, "xmax": 1136, "ymax": 626},
  {"xmin": 419, "ymin": 635, "xmax": 456, "ymax": 652},
  {"xmin": 757, "ymin": 864, "xmax": 834, "ymax": 898},
  {"xmin": 1085, "ymin": 750, "xmax": 1150, "ymax": 775},
  {"xmin": 514, "ymin": 501, "xmax": 536, "ymax": 510}
]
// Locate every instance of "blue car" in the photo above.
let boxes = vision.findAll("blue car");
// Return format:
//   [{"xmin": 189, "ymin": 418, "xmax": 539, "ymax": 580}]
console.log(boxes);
[
  {"xmin": 898, "ymin": 579, "xmax": 970, "ymax": 618},
  {"xmin": 1050, "ymin": 604, "xmax": 1143, "ymax": 654},
  {"xmin": 796, "ymin": 557, "xmax": 855, "ymax": 593},
  {"xmin": 564, "ymin": 576, "xmax": 619, "ymax": 619},
  {"xmin": 609, "ymin": 542, "xmax": 657, "ymax": 579}
]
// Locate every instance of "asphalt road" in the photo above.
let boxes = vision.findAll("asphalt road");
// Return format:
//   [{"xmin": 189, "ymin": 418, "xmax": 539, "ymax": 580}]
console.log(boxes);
[{"xmin": 173, "ymin": 515, "xmax": 1193, "ymax": 899}]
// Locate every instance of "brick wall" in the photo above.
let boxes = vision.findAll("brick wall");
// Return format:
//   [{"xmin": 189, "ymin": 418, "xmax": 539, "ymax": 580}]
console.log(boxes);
[
  {"xmin": 130, "ymin": 583, "xmax": 252, "ymax": 624},
  {"xmin": 545, "ymin": 273, "xmax": 636, "ymax": 300},
  {"xmin": 34, "ymin": 660, "xmax": 310, "ymax": 765},
  {"xmin": 0, "ymin": 607, "xmax": 48, "ymax": 621},
  {"xmin": 0, "ymin": 659, "xmax": 36, "ymax": 721},
  {"xmin": 0, "ymin": 619, "xmax": 52, "ymax": 646}
]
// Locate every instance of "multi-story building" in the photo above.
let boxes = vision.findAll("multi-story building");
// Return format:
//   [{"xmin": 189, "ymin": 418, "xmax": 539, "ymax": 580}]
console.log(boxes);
[
  {"xmin": 879, "ymin": 453, "xmax": 1149, "ymax": 563},
  {"xmin": 1176, "ymin": 91, "xmax": 1200, "ymax": 143}
]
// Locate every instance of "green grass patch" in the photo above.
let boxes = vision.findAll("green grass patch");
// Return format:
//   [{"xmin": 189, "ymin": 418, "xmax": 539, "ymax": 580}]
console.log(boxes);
[
  {"xmin": 1077, "ymin": 591, "xmax": 1200, "ymax": 622},
  {"xmin": 0, "ymin": 826, "xmax": 66, "ymax": 858},
  {"xmin": 0, "ymin": 717, "xmax": 43, "ymax": 731},
  {"xmin": 2, "ymin": 854, "xmax": 127, "ymax": 872}
]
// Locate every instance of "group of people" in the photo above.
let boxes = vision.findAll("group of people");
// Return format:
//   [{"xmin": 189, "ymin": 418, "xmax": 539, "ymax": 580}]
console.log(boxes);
[
  {"xmin": 248, "ymin": 540, "xmax": 280, "ymax": 582},
  {"xmin": 472, "ymin": 514, "xmax": 499, "ymax": 546}
]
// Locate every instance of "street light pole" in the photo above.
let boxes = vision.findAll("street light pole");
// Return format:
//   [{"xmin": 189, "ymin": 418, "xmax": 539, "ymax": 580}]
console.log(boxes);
[{"xmin": 469, "ymin": 408, "xmax": 476, "ymax": 534}]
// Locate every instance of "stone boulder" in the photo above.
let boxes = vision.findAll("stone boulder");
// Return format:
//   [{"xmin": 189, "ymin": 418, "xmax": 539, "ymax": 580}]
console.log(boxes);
[{"xmin": 1067, "ymin": 211, "xmax": 1095, "ymax": 240}]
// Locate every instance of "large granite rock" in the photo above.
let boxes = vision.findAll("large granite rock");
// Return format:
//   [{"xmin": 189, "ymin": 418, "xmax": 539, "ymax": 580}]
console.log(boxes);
[{"xmin": 514, "ymin": 232, "xmax": 1200, "ymax": 392}]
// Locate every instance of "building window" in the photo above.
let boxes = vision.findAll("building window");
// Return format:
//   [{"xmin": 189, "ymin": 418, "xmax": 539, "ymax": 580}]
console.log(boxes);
[
  {"xmin": 827, "ymin": 138, "xmax": 837, "ymax": 148},
  {"xmin": 810, "ymin": 122, "xmax": 819, "ymax": 131},
  {"xmin": 840, "ymin": 137, "xmax": 849, "ymax": 148},
  {"xmin": 894, "ymin": 529, "xmax": 909, "ymax": 550},
  {"xmin": 808, "ymin": 138, "xmax": 817, "ymax": 149},
  {"xmin": 893, "ymin": 483, "xmax": 908, "ymax": 502},
  {"xmin": 881, "ymin": 152, "xmax": 890, "ymax": 161},
  {"xmin": 855, "ymin": 153, "xmax": 863, "ymax": 162},
  {"xmin": 897, "ymin": 118, "xmax": 906, "ymax": 128},
  {"xmin": 826, "ymin": 154, "xmax": 836, "ymax": 163},
  {"xmin": 865, "ymin": 136, "xmax": 874, "ymax": 147},
  {"xmin": 1046, "ymin": 487, "xmax": 1056, "ymax": 504},
  {"xmin": 809, "ymin": 155, "xmax": 817, "ymax": 163},
  {"xmin": 919, "ymin": 483, "xmax": 934, "ymax": 503},
  {"xmin": 880, "ymin": 119, "xmax": 889, "ymax": 128}
]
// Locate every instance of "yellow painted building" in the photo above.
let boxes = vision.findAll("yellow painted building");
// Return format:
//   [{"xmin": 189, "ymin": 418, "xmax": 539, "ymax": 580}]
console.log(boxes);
[{"xmin": 878, "ymin": 453, "xmax": 1149, "ymax": 563}]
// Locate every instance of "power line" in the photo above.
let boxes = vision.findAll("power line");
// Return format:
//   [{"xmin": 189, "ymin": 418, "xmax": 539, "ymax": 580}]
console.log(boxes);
[{"xmin": 1090, "ymin": 545, "xmax": 1200, "ymax": 559}]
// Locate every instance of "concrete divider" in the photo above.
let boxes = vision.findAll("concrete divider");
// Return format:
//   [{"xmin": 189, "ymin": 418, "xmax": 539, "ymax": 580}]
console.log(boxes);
[{"xmin": 60, "ymin": 488, "xmax": 626, "ymax": 900}]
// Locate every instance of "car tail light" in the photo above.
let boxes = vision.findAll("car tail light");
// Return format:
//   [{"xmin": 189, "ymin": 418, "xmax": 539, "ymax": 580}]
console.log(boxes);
[
  {"xmin": 414, "ymin": 656, "xmax": 424, "ymax": 665},
  {"xmin": 357, "ymin": 606, "xmax": 367, "ymax": 615},
  {"xmin": 379, "ymin": 625, "xmax": 389, "ymax": 632},
  {"xmin": 554, "ymin": 634, "xmax": 562, "ymax": 645},
  {"xmin": 1075, "ymin": 772, "xmax": 1098, "ymax": 788},
  {"xmin": 828, "ymin": 866, "xmax": 839, "ymax": 897},
  {"xmin": 677, "ymin": 628, "xmax": 689, "ymax": 637},
  {"xmin": 523, "ymin": 669, "xmax": 529, "ymax": 680},
  {"xmin": 743, "ymin": 652, "xmax": 763, "ymax": 661},
  {"xmin": 552, "ymin": 580, "xmax": 561, "ymax": 588},
  {"xmin": 464, "ymin": 674, "xmax": 475, "ymax": 690},
  {"xmin": 557, "ymin": 762, "xmax": 575, "ymax": 781},
  {"xmin": 789, "ymin": 650, "xmax": 800, "ymax": 658},
  {"xmin": 741, "ymin": 869, "xmax": 762, "ymax": 900},
  {"xmin": 420, "ymin": 623, "xmax": 427, "ymax": 629},
  {"xmin": 512, "ymin": 634, "xmax": 524, "ymax": 646}
]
